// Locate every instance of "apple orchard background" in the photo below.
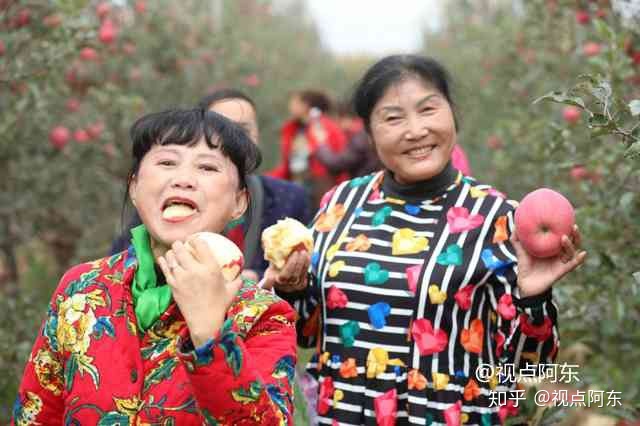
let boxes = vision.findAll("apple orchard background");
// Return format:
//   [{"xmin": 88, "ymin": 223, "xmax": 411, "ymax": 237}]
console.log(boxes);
[{"xmin": 1, "ymin": 0, "xmax": 639, "ymax": 424}]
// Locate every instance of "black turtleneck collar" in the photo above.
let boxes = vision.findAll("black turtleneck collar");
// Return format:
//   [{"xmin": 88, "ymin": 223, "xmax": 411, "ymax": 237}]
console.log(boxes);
[{"xmin": 382, "ymin": 162, "xmax": 459, "ymax": 203}]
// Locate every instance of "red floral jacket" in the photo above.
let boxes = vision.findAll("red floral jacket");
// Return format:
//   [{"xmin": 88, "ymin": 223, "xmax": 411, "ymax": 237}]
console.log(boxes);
[{"xmin": 12, "ymin": 248, "xmax": 297, "ymax": 425}]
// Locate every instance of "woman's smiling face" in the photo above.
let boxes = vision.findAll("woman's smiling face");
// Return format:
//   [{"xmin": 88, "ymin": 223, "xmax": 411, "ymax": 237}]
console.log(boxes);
[
  {"xmin": 129, "ymin": 139, "xmax": 247, "ymax": 255},
  {"xmin": 369, "ymin": 76, "xmax": 457, "ymax": 184}
]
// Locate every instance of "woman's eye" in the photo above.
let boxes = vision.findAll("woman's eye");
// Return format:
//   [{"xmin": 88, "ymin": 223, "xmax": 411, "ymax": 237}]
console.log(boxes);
[
  {"xmin": 200, "ymin": 164, "xmax": 218, "ymax": 172},
  {"xmin": 158, "ymin": 160, "xmax": 175, "ymax": 166},
  {"xmin": 386, "ymin": 116, "xmax": 401, "ymax": 122}
]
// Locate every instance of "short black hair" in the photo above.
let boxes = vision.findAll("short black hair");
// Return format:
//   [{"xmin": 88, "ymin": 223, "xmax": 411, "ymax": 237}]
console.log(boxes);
[
  {"xmin": 198, "ymin": 88, "xmax": 256, "ymax": 111},
  {"xmin": 294, "ymin": 89, "xmax": 333, "ymax": 113},
  {"xmin": 352, "ymin": 54, "xmax": 458, "ymax": 132},
  {"xmin": 127, "ymin": 107, "xmax": 261, "ymax": 190}
]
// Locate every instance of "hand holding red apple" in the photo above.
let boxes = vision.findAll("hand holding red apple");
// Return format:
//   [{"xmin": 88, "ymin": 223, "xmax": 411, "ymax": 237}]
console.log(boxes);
[{"xmin": 513, "ymin": 188, "xmax": 587, "ymax": 297}]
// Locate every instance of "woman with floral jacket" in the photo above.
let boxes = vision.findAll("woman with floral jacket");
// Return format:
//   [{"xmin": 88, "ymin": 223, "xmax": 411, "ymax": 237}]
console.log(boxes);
[{"xmin": 13, "ymin": 108, "xmax": 302, "ymax": 425}]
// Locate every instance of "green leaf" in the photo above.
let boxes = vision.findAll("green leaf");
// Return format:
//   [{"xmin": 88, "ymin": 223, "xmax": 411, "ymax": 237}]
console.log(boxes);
[
  {"xmin": 619, "ymin": 192, "xmax": 635, "ymax": 211},
  {"xmin": 64, "ymin": 354, "xmax": 79, "ymax": 392},
  {"xmin": 593, "ymin": 19, "xmax": 615, "ymax": 42},
  {"xmin": 587, "ymin": 113, "xmax": 612, "ymax": 129},
  {"xmin": 629, "ymin": 100, "xmax": 640, "ymax": 117},
  {"xmin": 532, "ymin": 91, "xmax": 585, "ymax": 108},
  {"xmin": 590, "ymin": 80, "xmax": 612, "ymax": 104},
  {"xmin": 624, "ymin": 142, "xmax": 640, "ymax": 159}
]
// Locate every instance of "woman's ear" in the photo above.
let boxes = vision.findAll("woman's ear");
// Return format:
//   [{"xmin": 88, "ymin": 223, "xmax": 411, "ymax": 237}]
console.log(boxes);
[
  {"xmin": 128, "ymin": 175, "xmax": 138, "ymax": 207},
  {"xmin": 231, "ymin": 188, "xmax": 249, "ymax": 221}
]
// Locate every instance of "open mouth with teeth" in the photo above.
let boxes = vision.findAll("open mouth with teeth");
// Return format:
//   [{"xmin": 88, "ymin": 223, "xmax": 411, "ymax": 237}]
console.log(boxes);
[
  {"xmin": 162, "ymin": 197, "xmax": 198, "ymax": 222},
  {"xmin": 405, "ymin": 145, "xmax": 436, "ymax": 159}
]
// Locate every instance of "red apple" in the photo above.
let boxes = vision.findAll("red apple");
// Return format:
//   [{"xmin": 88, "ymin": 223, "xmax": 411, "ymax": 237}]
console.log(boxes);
[
  {"xmin": 102, "ymin": 142, "xmax": 117, "ymax": 158},
  {"xmin": 595, "ymin": 9, "xmax": 607, "ymax": 19},
  {"xmin": 562, "ymin": 106, "xmax": 581, "ymax": 125},
  {"xmin": 514, "ymin": 188, "xmax": 575, "ymax": 258},
  {"xmin": 582, "ymin": 42, "xmax": 602, "ymax": 57},
  {"xmin": 244, "ymin": 73, "xmax": 260, "ymax": 87},
  {"xmin": 42, "ymin": 14, "xmax": 62, "ymax": 28},
  {"xmin": 632, "ymin": 52, "xmax": 640, "ymax": 66},
  {"xmin": 575, "ymin": 10, "xmax": 590, "ymax": 25},
  {"xmin": 14, "ymin": 9, "xmax": 31, "ymax": 28},
  {"xmin": 122, "ymin": 42, "xmax": 136, "ymax": 56},
  {"xmin": 74, "ymin": 129, "xmax": 90, "ymax": 143},
  {"xmin": 79, "ymin": 47, "xmax": 99, "ymax": 61},
  {"xmin": 486, "ymin": 135, "xmax": 503, "ymax": 150},
  {"xmin": 49, "ymin": 126, "xmax": 70, "ymax": 150},
  {"xmin": 65, "ymin": 98, "xmax": 81, "ymax": 113},
  {"xmin": 87, "ymin": 122, "xmax": 105, "ymax": 139},
  {"xmin": 0, "ymin": 40, "xmax": 5, "ymax": 56},
  {"xmin": 96, "ymin": 2, "xmax": 111, "ymax": 20},
  {"xmin": 99, "ymin": 19, "xmax": 117, "ymax": 44},
  {"xmin": 134, "ymin": 1, "xmax": 146, "ymax": 14},
  {"xmin": 570, "ymin": 165, "xmax": 589, "ymax": 181}
]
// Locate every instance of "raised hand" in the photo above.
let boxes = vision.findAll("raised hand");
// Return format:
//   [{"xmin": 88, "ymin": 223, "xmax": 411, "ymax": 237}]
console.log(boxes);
[
  {"xmin": 261, "ymin": 250, "xmax": 311, "ymax": 293},
  {"xmin": 157, "ymin": 239, "xmax": 243, "ymax": 347},
  {"xmin": 513, "ymin": 224, "xmax": 587, "ymax": 298}
]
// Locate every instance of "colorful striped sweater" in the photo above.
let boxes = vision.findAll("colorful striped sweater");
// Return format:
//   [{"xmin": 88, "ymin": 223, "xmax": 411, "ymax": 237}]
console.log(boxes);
[{"xmin": 284, "ymin": 164, "xmax": 558, "ymax": 426}]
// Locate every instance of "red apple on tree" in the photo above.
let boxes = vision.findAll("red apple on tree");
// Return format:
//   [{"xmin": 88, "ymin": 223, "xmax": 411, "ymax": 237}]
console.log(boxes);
[
  {"xmin": 122, "ymin": 42, "xmax": 136, "ymax": 56},
  {"xmin": 74, "ymin": 129, "xmax": 90, "ymax": 143},
  {"xmin": 80, "ymin": 47, "xmax": 99, "ymax": 62},
  {"xmin": 582, "ymin": 42, "xmax": 602, "ymax": 57},
  {"xmin": 135, "ymin": 1, "xmax": 147, "ymax": 14},
  {"xmin": 575, "ymin": 10, "xmax": 590, "ymax": 25},
  {"xmin": 65, "ymin": 98, "xmax": 81, "ymax": 113},
  {"xmin": 99, "ymin": 19, "xmax": 117, "ymax": 44},
  {"xmin": 486, "ymin": 135, "xmax": 503, "ymax": 150},
  {"xmin": 87, "ymin": 122, "xmax": 105, "ymax": 139},
  {"xmin": 0, "ymin": 40, "xmax": 5, "ymax": 57},
  {"xmin": 49, "ymin": 126, "xmax": 71, "ymax": 150},
  {"xmin": 96, "ymin": 2, "xmax": 112, "ymax": 20},
  {"xmin": 244, "ymin": 74, "xmax": 260, "ymax": 87},
  {"xmin": 562, "ymin": 106, "xmax": 581, "ymax": 125},
  {"xmin": 570, "ymin": 165, "xmax": 589, "ymax": 181},
  {"xmin": 514, "ymin": 188, "xmax": 576, "ymax": 258},
  {"xmin": 42, "ymin": 14, "xmax": 62, "ymax": 28},
  {"xmin": 14, "ymin": 9, "xmax": 31, "ymax": 28}
]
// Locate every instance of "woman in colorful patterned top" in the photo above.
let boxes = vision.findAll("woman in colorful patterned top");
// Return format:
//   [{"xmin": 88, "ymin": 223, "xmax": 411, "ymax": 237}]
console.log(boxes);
[
  {"xmin": 13, "ymin": 108, "xmax": 298, "ymax": 425},
  {"xmin": 267, "ymin": 55, "xmax": 586, "ymax": 425}
]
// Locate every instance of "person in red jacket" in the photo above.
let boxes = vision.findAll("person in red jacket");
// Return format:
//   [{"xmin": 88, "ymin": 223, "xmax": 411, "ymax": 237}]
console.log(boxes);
[
  {"xmin": 13, "ymin": 108, "xmax": 305, "ymax": 425},
  {"xmin": 269, "ymin": 89, "xmax": 348, "ymax": 206}
]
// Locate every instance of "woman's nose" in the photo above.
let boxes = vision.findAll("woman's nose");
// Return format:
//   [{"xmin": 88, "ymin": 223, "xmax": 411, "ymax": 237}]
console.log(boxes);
[
  {"xmin": 170, "ymin": 168, "xmax": 196, "ymax": 189},
  {"xmin": 405, "ymin": 115, "xmax": 429, "ymax": 140}
]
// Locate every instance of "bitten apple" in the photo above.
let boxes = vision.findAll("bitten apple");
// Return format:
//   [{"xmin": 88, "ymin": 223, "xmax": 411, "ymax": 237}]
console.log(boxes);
[
  {"xmin": 188, "ymin": 232, "xmax": 244, "ymax": 281},
  {"xmin": 262, "ymin": 218, "xmax": 313, "ymax": 269},
  {"xmin": 514, "ymin": 188, "xmax": 575, "ymax": 258}
]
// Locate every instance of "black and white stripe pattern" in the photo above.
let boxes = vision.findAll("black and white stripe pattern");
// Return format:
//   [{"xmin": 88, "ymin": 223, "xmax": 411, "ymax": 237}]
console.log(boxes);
[{"xmin": 290, "ymin": 172, "xmax": 558, "ymax": 426}]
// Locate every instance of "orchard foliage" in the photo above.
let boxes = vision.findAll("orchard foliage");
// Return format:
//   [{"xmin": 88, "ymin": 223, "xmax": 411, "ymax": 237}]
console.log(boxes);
[
  {"xmin": 0, "ymin": 0, "xmax": 350, "ymax": 280},
  {"xmin": 423, "ymin": 0, "xmax": 639, "ymax": 423},
  {"xmin": 0, "ymin": 0, "xmax": 349, "ymax": 421}
]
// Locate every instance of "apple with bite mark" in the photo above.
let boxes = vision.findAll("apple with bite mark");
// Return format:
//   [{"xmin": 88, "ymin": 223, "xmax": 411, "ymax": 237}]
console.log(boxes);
[
  {"xmin": 262, "ymin": 218, "xmax": 313, "ymax": 269},
  {"xmin": 187, "ymin": 232, "xmax": 244, "ymax": 282},
  {"xmin": 514, "ymin": 188, "xmax": 575, "ymax": 258}
]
